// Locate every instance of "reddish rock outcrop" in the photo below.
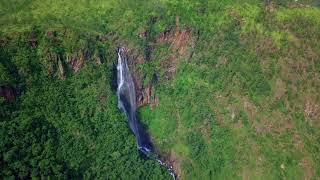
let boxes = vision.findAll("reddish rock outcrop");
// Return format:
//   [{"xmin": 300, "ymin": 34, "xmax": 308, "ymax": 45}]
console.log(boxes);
[{"xmin": 125, "ymin": 16, "xmax": 194, "ymax": 108}]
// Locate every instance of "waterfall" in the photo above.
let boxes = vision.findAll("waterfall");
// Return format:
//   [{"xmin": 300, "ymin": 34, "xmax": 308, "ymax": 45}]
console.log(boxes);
[
  {"xmin": 116, "ymin": 47, "xmax": 153, "ymax": 154},
  {"xmin": 116, "ymin": 47, "xmax": 176, "ymax": 179}
]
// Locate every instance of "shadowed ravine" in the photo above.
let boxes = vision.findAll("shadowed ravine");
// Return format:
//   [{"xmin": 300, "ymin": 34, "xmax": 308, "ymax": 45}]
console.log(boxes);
[{"xmin": 116, "ymin": 47, "xmax": 176, "ymax": 179}]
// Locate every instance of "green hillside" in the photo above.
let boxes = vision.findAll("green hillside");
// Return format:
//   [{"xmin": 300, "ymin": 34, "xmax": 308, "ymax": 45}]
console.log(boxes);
[{"xmin": 1, "ymin": 0, "xmax": 319, "ymax": 179}]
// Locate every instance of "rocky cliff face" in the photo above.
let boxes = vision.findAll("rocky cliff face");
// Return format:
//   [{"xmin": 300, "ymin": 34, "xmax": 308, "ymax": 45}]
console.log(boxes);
[{"xmin": 124, "ymin": 16, "xmax": 195, "ymax": 108}]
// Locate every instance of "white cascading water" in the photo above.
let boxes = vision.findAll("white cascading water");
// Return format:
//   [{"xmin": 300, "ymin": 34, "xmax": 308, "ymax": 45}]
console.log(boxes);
[{"xmin": 116, "ymin": 47, "xmax": 176, "ymax": 179}]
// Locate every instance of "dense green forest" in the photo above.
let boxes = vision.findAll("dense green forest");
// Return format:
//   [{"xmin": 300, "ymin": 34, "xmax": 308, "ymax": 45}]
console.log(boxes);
[
  {"xmin": 0, "ymin": 29, "xmax": 170, "ymax": 178},
  {"xmin": 1, "ymin": 0, "xmax": 320, "ymax": 179}
]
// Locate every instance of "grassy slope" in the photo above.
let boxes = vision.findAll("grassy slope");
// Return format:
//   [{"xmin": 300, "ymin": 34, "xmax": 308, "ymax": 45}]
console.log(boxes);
[
  {"xmin": 138, "ymin": 1, "xmax": 320, "ymax": 179},
  {"xmin": 1, "ymin": 0, "xmax": 320, "ymax": 179}
]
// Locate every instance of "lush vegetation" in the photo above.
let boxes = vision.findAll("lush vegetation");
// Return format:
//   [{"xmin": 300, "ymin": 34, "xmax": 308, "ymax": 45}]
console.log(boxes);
[
  {"xmin": 138, "ymin": 1, "xmax": 320, "ymax": 179},
  {"xmin": 1, "ymin": 0, "xmax": 320, "ymax": 179},
  {"xmin": 0, "ymin": 29, "xmax": 170, "ymax": 179}
]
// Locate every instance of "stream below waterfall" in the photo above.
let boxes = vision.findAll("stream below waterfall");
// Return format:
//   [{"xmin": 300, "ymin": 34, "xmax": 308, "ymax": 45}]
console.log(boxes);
[{"xmin": 116, "ymin": 47, "xmax": 176, "ymax": 179}]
